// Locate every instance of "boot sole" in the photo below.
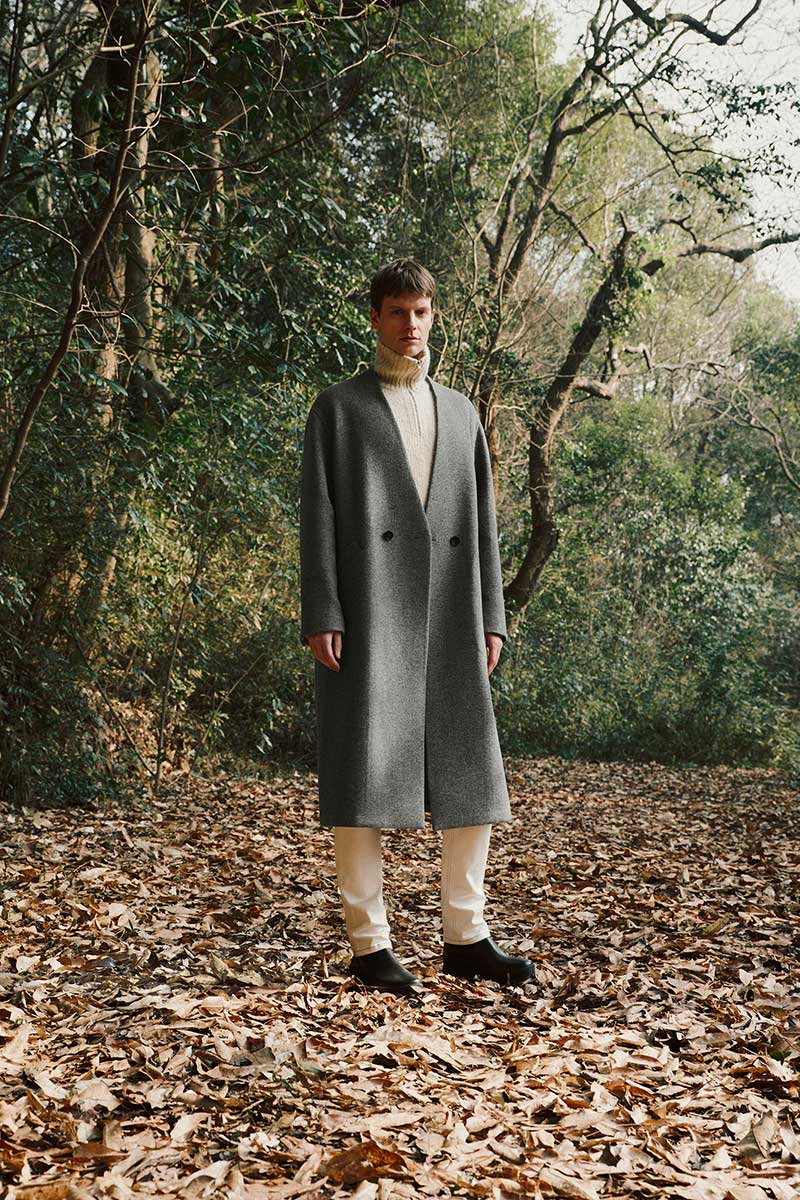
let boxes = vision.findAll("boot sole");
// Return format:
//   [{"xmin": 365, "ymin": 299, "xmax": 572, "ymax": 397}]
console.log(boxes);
[
  {"xmin": 442, "ymin": 965, "xmax": 535, "ymax": 986},
  {"xmin": 347, "ymin": 967, "xmax": 420, "ymax": 994},
  {"xmin": 350, "ymin": 977, "xmax": 419, "ymax": 995}
]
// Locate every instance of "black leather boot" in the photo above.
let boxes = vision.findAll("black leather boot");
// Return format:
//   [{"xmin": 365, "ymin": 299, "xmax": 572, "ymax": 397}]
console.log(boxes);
[
  {"xmin": 442, "ymin": 935, "xmax": 535, "ymax": 985},
  {"xmin": 347, "ymin": 947, "xmax": 420, "ymax": 995}
]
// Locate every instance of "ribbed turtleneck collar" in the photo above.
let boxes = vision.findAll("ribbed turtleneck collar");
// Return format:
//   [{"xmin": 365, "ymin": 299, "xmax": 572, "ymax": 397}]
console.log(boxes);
[{"xmin": 374, "ymin": 337, "xmax": 431, "ymax": 387}]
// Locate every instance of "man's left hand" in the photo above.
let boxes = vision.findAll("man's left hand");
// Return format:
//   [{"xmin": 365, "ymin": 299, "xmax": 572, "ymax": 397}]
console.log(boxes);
[{"xmin": 485, "ymin": 632, "xmax": 504, "ymax": 675}]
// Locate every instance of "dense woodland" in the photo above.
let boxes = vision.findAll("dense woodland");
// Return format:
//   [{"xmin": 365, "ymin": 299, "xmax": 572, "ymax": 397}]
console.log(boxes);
[{"xmin": 1, "ymin": 0, "xmax": 799, "ymax": 805}]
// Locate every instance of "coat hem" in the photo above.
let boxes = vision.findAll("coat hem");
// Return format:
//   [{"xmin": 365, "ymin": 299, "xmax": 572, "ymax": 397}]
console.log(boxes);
[
  {"xmin": 432, "ymin": 814, "xmax": 511, "ymax": 831},
  {"xmin": 320, "ymin": 818, "xmax": 426, "ymax": 830}
]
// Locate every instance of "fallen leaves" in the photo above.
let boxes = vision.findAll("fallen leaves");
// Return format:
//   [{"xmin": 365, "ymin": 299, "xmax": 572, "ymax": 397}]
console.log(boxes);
[
  {"xmin": 0, "ymin": 755, "xmax": 798, "ymax": 1197},
  {"xmin": 323, "ymin": 1140, "xmax": 409, "ymax": 1184}
]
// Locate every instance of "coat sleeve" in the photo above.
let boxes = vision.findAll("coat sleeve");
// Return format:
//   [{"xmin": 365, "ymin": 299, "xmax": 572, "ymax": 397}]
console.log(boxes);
[
  {"xmin": 299, "ymin": 406, "xmax": 345, "ymax": 646},
  {"xmin": 474, "ymin": 419, "xmax": 508, "ymax": 644}
]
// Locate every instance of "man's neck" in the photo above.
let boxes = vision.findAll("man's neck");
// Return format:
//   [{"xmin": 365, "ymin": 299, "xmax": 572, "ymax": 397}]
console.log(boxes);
[{"xmin": 374, "ymin": 337, "xmax": 431, "ymax": 387}]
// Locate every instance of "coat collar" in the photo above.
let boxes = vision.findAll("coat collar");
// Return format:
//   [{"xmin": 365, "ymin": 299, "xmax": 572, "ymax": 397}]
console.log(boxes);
[{"xmin": 359, "ymin": 365, "xmax": 447, "ymax": 529}]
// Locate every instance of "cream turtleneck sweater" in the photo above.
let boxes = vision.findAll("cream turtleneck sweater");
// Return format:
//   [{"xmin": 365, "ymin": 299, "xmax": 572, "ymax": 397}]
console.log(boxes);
[
  {"xmin": 372, "ymin": 338, "xmax": 503, "ymax": 642},
  {"xmin": 373, "ymin": 338, "xmax": 437, "ymax": 510}
]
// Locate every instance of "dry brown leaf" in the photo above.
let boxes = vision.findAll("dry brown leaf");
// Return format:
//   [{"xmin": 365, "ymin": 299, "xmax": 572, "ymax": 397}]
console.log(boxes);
[
  {"xmin": 323, "ymin": 1138, "xmax": 409, "ymax": 1183},
  {"xmin": 538, "ymin": 1166, "xmax": 600, "ymax": 1199}
]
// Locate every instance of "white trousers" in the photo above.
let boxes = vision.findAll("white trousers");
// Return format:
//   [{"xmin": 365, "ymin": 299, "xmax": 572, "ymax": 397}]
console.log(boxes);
[{"xmin": 333, "ymin": 824, "xmax": 492, "ymax": 955}]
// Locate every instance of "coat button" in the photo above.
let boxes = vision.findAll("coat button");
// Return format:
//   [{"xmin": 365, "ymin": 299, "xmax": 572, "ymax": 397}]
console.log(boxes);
[
  {"xmin": 382, "ymin": 530, "xmax": 394, "ymax": 540},
  {"xmin": 450, "ymin": 535, "xmax": 461, "ymax": 546}
]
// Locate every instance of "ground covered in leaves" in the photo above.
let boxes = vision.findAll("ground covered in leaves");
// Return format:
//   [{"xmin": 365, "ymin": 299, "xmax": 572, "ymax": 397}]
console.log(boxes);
[{"xmin": 1, "ymin": 756, "xmax": 799, "ymax": 1200}]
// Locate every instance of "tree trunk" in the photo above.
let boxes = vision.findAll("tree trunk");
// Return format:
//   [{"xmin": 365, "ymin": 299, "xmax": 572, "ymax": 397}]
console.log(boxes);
[
  {"xmin": 477, "ymin": 385, "xmax": 501, "ymax": 497},
  {"xmin": 504, "ymin": 228, "xmax": 636, "ymax": 622}
]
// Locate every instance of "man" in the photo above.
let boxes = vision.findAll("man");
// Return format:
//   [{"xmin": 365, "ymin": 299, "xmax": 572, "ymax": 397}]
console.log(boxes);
[{"xmin": 300, "ymin": 259, "xmax": 534, "ymax": 994}]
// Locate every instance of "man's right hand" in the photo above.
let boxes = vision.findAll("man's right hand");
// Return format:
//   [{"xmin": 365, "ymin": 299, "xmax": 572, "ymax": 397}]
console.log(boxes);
[{"xmin": 306, "ymin": 630, "xmax": 343, "ymax": 671}]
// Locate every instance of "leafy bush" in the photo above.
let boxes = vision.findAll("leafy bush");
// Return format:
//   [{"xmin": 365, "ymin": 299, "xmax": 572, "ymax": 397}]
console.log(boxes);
[{"xmin": 495, "ymin": 404, "xmax": 800, "ymax": 769}]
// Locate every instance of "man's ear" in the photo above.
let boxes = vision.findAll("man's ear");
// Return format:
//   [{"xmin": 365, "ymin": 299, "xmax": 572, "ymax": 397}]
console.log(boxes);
[{"xmin": 369, "ymin": 305, "xmax": 380, "ymax": 329}]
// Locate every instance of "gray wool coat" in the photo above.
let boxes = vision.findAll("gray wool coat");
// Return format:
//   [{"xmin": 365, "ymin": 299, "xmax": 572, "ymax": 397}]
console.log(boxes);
[{"xmin": 299, "ymin": 365, "xmax": 512, "ymax": 831}]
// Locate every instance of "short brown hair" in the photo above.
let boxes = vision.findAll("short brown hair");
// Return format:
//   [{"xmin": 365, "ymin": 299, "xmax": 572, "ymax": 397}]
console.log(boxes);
[{"xmin": 370, "ymin": 259, "xmax": 436, "ymax": 315}]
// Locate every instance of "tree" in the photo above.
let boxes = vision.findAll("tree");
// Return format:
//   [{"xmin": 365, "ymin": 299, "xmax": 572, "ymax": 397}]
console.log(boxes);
[{"xmin": 352, "ymin": 0, "xmax": 798, "ymax": 625}]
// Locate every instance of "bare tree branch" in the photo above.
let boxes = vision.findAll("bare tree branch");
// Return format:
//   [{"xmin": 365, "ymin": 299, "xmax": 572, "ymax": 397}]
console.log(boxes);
[
  {"xmin": 547, "ymin": 198, "xmax": 605, "ymax": 261},
  {"xmin": 644, "ymin": 229, "xmax": 800, "ymax": 274},
  {"xmin": 620, "ymin": 0, "xmax": 763, "ymax": 47}
]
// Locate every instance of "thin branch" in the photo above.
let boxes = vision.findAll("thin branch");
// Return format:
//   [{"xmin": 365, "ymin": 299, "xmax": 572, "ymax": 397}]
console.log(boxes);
[
  {"xmin": 0, "ymin": 4, "xmax": 151, "ymax": 523},
  {"xmin": 620, "ymin": 0, "xmax": 763, "ymax": 47},
  {"xmin": 547, "ymin": 198, "xmax": 605, "ymax": 261},
  {"xmin": 644, "ymin": 229, "xmax": 800, "ymax": 274}
]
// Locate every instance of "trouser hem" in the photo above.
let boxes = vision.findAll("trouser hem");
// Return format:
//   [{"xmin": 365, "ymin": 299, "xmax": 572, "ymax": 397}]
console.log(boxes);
[
  {"xmin": 441, "ymin": 922, "xmax": 492, "ymax": 947},
  {"xmin": 349, "ymin": 937, "xmax": 393, "ymax": 956}
]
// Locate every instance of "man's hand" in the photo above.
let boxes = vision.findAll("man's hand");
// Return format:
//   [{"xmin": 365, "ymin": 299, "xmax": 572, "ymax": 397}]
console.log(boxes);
[
  {"xmin": 485, "ymin": 632, "xmax": 504, "ymax": 675},
  {"xmin": 306, "ymin": 630, "xmax": 343, "ymax": 670},
  {"xmin": 307, "ymin": 630, "xmax": 502, "ymax": 674}
]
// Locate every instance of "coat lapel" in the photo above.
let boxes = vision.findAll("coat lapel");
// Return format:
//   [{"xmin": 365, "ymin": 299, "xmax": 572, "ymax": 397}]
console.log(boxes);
[{"xmin": 361, "ymin": 367, "xmax": 446, "ymax": 527}]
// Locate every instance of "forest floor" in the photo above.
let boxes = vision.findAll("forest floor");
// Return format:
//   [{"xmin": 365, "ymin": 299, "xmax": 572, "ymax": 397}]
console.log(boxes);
[{"xmin": 0, "ymin": 755, "xmax": 799, "ymax": 1200}]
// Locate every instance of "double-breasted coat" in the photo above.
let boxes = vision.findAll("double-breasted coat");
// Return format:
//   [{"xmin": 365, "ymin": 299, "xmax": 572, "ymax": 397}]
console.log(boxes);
[{"xmin": 299, "ymin": 365, "xmax": 512, "ymax": 831}]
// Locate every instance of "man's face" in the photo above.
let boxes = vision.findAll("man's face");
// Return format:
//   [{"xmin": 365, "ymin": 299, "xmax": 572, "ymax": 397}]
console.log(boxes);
[{"xmin": 370, "ymin": 291, "xmax": 435, "ymax": 358}]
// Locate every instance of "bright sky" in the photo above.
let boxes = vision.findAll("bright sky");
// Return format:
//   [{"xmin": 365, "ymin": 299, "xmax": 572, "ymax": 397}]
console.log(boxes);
[{"xmin": 549, "ymin": 0, "xmax": 800, "ymax": 303}]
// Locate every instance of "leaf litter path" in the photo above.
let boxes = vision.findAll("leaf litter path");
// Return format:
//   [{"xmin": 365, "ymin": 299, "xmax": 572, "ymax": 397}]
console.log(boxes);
[{"xmin": 1, "ymin": 757, "xmax": 799, "ymax": 1200}]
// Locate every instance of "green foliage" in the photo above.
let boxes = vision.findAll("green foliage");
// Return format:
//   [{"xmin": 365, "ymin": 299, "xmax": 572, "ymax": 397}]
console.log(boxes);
[
  {"xmin": 495, "ymin": 401, "xmax": 800, "ymax": 769},
  {"xmin": 606, "ymin": 256, "xmax": 656, "ymax": 336},
  {"xmin": 1, "ymin": 0, "xmax": 798, "ymax": 804},
  {"xmin": 0, "ymin": 641, "xmax": 122, "ymax": 808}
]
